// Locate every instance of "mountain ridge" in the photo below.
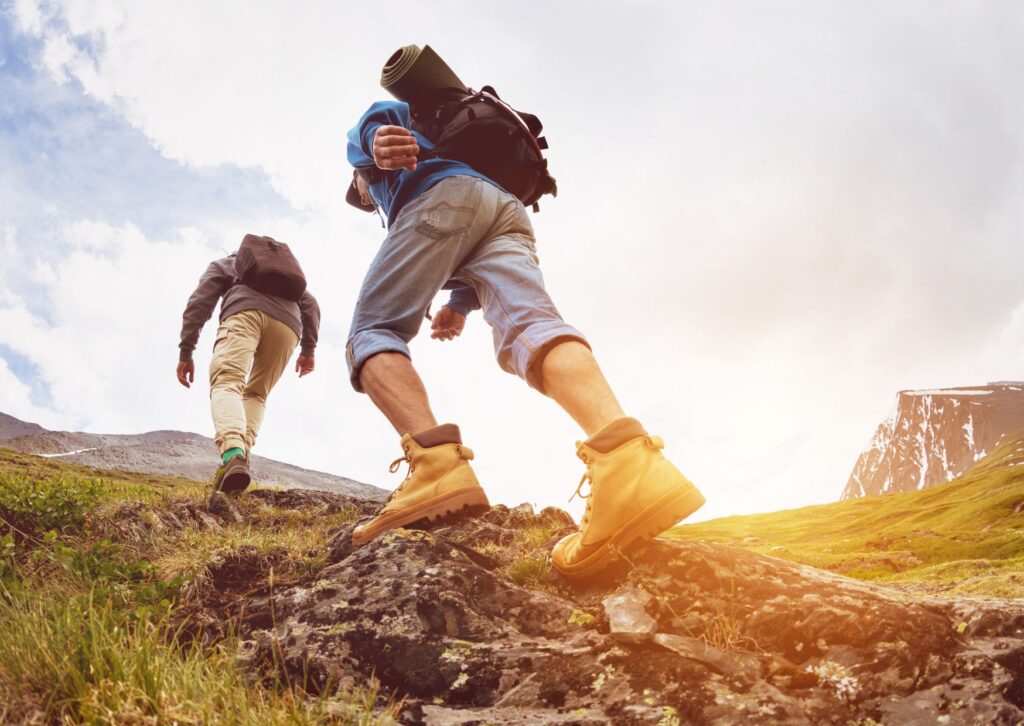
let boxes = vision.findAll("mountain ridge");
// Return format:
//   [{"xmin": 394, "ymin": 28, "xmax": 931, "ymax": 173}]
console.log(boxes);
[
  {"xmin": 0, "ymin": 411, "xmax": 45, "ymax": 441},
  {"xmin": 842, "ymin": 381, "xmax": 1024, "ymax": 499},
  {"xmin": 0, "ymin": 411, "xmax": 386, "ymax": 501}
]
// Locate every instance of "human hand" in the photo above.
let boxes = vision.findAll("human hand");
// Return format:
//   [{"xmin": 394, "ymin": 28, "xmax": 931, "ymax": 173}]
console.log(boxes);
[
  {"xmin": 176, "ymin": 360, "xmax": 195, "ymax": 388},
  {"xmin": 431, "ymin": 306, "xmax": 466, "ymax": 341},
  {"xmin": 295, "ymin": 354, "xmax": 315, "ymax": 377},
  {"xmin": 373, "ymin": 125, "xmax": 419, "ymax": 171}
]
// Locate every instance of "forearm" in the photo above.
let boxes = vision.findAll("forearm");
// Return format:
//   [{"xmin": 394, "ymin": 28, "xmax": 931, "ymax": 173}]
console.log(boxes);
[
  {"xmin": 298, "ymin": 290, "xmax": 321, "ymax": 355},
  {"xmin": 446, "ymin": 283, "xmax": 480, "ymax": 316},
  {"xmin": 179, "ymin": 262, "xmax": 231, "ymax": 361}
]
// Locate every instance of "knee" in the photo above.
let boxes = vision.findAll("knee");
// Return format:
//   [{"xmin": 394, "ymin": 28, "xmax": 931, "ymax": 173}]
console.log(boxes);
[
  {"xmin": 530, "ymin": 337, "xmax": 592, "ymax": 392},
  {"xmin": 491, "ymin": 316, "xmax": 588, "ymax": 391},
  {"xmin": 358, "ymin": 350, "xmax": 412, "ymax": 389},
  {"xmin": 210, "ymin": 362, "xmax": 246, "ymax": 393},
  {"xmin": 242, "ymin": 389, "xmax": 268, "ymax": 404}
]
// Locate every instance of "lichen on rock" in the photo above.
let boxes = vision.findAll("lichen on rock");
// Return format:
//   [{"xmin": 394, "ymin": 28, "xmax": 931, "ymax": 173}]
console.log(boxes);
[{"xmin": 164, "ymin": 493, "xmax": 1024, "ymax": 724}]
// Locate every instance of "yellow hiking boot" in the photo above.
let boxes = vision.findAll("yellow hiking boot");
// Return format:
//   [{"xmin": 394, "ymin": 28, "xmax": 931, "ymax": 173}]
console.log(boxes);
[
  {"xmin": 352, "ymin": 431, "xmax": 490, "ymax": 547},
  {"xmin": 552, "ymin": 419, "xmax": 705, "ymax": 580}
]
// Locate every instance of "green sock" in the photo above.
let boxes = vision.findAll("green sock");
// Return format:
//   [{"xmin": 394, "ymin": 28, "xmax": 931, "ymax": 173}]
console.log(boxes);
[{"xmin": 222, "ymin": 447, "xmax": 245, "ymax": 465}]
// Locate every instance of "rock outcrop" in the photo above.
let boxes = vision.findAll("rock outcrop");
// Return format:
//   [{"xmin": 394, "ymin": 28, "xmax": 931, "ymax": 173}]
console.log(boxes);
[
  {"xmin": 843, "ymin": 382, "xmax": 1024, "ymax": 499},
  {"xmin": 145, "ymin": 490, "xmax": 1024, "ymax": 725}
]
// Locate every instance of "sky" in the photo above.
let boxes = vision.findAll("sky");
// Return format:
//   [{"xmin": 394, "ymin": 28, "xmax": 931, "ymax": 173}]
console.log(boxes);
[{"xmin": 1, "ymin": 0, "xmax": 1022, "ymax": 523}]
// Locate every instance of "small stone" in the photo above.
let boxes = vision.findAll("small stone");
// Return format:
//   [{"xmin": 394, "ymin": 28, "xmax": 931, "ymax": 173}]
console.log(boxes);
[
  {"xmin": 207, "ymin": 491, "xmax": 244, "ymax": 523},
  {"xmin": 602, "ymin": 585, "xmax": 656, "ymax": 644},
  {"xmin": 193, "ymin": 510, "xmax": 222, "ymax": 532},
  {"xmin": 653, "ymin": 634, "xmax": 749, "ymax": 677}
]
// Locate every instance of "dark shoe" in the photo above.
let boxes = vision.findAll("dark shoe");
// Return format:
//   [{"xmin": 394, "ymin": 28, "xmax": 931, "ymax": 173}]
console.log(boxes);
[{"xmin": 213, "ymin": 455, "xmax": 251, "ymax": 495}]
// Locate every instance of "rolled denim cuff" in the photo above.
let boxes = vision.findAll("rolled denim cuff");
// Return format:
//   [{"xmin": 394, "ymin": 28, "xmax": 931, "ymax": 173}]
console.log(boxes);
[
  {"xmin": 508, "ymin": 322, "xmax": 590, "ymax": 392},
  {"xmin": 346, "ymin": 329, "xmax": 412, "ymax": 393}
]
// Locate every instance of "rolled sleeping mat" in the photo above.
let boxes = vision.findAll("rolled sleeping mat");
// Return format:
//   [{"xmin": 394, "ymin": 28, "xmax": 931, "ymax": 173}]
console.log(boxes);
[{"xmin": 380, "ymin": 44, "xmax": 468, "ymax": 109}]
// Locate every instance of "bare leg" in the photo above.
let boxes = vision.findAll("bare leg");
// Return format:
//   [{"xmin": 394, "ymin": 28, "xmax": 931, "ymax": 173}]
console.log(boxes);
[
  {"xmin": 537, "ymin": 341, "xmax": 626, "ymax": 436},
  {"xmin": 359, "ymin": 352, "xmax": 438, "ymax": 435}
]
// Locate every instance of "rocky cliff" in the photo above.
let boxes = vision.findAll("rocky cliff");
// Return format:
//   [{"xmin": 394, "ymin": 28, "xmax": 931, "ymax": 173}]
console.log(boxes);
[
  {"xmin": 842, "ymin": 382, "xmax": 1024, "ymax": 499},
  {"xmin": 109, "ymin": 490, "xmax": 1024, "ymax": 725}
]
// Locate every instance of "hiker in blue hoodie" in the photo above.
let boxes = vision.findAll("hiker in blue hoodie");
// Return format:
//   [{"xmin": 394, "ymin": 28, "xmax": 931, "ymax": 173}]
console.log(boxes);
[{"xmin": 344, "ymin": 68, "xmax": 705, "ymax": 580}]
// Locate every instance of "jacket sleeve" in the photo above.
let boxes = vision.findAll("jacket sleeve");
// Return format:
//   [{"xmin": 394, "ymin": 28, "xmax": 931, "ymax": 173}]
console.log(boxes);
[
  {"xmin": 346, "ymin": 101, "xmax": 413, "ymax": 168},
  {"xmin": 445, "ymin": 283, "xmax": 481, "ymax": 316},
  {"xmin": 298, "ymin": 290, "xmax": 321, "ymax": 356},
  {"xmin": 178, "ymin": 260, "xmax": 233, "ymax": 362}
]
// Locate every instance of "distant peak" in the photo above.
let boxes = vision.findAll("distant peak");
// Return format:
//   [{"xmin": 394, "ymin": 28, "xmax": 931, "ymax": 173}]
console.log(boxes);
[{"xmin": 843, "ymin": 384, "xmax": 1024, "ymax": 499}]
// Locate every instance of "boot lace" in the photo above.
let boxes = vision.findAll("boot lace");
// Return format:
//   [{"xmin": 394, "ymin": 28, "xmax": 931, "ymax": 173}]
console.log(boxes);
[
  {"xmin": 569, "ymin": 436, "xmax": 665, "ymax": 530},
  {"xmin": 384, "ymin": 442, "xmax": 415, "ymax": 504},
  {"xmin": 569, "ymin": 443, "xmax": 594, "ymax": 529},
  {"xmin": 384, "ymin": 442, "xmax": 475, "ymax": 505}
]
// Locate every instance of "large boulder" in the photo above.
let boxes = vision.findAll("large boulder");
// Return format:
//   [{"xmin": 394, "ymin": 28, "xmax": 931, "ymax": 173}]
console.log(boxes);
[{"xmin": 225, "ymin": 502, "xmax": 1024, "ymax": 724}]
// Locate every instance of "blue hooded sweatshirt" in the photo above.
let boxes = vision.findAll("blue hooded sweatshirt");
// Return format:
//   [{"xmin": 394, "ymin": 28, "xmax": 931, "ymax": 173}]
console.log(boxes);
[
  {"xmin": 347, "ymin": 100, "xmax": 500, "ymax": 227},
  {"xmin": 347, "ymin": 100, "xmax": 495, "ymax": 315}
]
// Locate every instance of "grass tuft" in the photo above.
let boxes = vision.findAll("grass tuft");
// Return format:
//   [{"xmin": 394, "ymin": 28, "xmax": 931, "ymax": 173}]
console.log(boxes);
[
  {"xmin": 0, "ymin": 584, "xmax": 396, "ymax": 724},
  {"xmin": 507, "ymin": 552, "xmax": 551, "ymax": 586}
]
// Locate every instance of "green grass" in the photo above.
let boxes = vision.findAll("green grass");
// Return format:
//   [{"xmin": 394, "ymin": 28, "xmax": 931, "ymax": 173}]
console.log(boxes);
[
  {"xmin": 0, "ymin": 447, "xmax": 396, "ymax": 724},
  {"xmin": 498, "ymin": 518, "xmax": 564, "ymax": 588},
  {"xmin": 0, "ymin": 447, "xmax": 207, "ymax": 495},
  {"xmin": 669, "ymin": 436, "xmax": 1024, "ymax": 598},
  {"xmin": 508, "ymin": 551, "xmax": 551, "ymax": 586},
  {"xmin": 0, "ymin": 583, "xmax": 391, "ymax": 725}
]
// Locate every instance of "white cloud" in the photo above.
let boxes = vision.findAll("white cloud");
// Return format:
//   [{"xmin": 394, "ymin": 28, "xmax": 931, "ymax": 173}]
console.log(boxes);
[
  {"xmin": 4, "ymin": 1, "xmax": 1023, "ymax": 521},
  {"xmin": 39, "ymin": 31, "xmax": 75, "ymax": 81},
  {"xmin": 12, "ymin": 0, "xmax": 45, "ymax": 35},
  {"xmin": 0, "ymin": 222, "xmax": 215, "ymax": 428},
  {"xmin": 976, "ymin": 297, "xmax": 1024, "ymax": 377},
  {"xmin": 0, "ymin": 357, "xmax": 48, "ymax": 424}
]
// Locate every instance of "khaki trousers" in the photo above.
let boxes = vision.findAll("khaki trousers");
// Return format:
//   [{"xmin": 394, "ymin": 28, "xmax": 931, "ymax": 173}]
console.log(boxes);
[{"xmin": 209, "ymin": 310, "xmax": 298, "ymax": 455}]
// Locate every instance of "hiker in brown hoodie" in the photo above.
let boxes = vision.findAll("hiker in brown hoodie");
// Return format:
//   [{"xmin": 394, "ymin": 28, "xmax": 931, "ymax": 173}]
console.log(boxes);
[{"xmin": 177, "ymin": 251, "xmax": 320, "ymax": 493}]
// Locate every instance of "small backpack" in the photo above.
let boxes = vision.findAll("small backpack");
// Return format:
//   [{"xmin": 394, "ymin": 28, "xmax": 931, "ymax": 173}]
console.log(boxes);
[
  {"xmin": 235, "ymin": 234, "xmax": 307, "ymax": 301},
  {"xmin": 412, "ymin": 86, "xmax": 557, "ymax": 210}
]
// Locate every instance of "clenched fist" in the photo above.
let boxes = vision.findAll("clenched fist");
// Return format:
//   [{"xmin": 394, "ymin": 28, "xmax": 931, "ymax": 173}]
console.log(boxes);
[{"xmin": 373, "ymin": 125, "xmax": 419, "ymax": 172}]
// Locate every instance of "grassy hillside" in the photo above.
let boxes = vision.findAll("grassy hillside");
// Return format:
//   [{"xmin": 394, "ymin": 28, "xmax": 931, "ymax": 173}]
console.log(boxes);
[
  {"xmin": 0, "ymin": 447, "xmax": 396, "ymax": 724},
  {"xmin": 670, "ymin": 436, "xmax": 1024, "ymax": 598}
]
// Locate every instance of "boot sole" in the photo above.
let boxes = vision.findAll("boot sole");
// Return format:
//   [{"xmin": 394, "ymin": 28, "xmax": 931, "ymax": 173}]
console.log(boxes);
[
  {"xmin": 352, "ymin": 487, "xmax": 491, "ymax": 547},
  {"xmin": 554, "ymin": 482, "xmax": 705, "ymax": 580},
  {"xmin": 219, "ymin": 469, "xmax": 251, "ymax": 495}
]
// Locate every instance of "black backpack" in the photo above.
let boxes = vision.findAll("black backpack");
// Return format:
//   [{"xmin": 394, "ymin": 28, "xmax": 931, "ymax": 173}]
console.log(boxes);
[
  {"xmin": 235, "ymin": 234, "xmax": 307, "ymax": 301},
  {"xmin": 412, "ymin": 86, "xmax": 557, "ymax": 210}
]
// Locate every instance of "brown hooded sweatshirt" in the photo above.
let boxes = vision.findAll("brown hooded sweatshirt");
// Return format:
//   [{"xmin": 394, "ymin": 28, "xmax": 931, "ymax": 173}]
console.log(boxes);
[{"xmin": 178, "ymin": 255, "xmax": 320, "ymax": 362}]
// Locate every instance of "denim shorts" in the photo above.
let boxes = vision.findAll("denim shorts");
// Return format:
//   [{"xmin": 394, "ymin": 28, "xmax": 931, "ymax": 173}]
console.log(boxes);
[{"xmin": 346, "ymin": 175, "xmax": 587, "ymax": 392}]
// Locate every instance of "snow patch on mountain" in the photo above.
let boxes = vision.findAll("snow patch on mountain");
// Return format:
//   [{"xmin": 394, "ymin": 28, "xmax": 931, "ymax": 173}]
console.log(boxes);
[
  {"xmin": 39, "ymin": 447, "xmax": 99, "ymax": 458},
  {"xmin": 842, "ymin": 383, "xmax": 1024, "ymax": 499}
]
